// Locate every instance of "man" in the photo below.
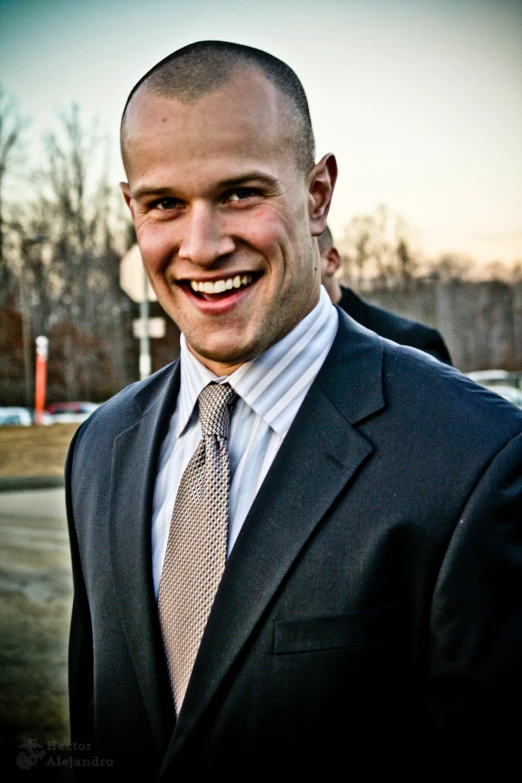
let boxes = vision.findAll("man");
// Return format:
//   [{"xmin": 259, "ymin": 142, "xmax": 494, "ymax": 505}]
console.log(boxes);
[
  {"xmin": 319, "ymin": 225, "xmax": 453, "ymax": 363},
  {"xmin": 66, "ymin": 41, "xmax": 522, "ymax": 778}
]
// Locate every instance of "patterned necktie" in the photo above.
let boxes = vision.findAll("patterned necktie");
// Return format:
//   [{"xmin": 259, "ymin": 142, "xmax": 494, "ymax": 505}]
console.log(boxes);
[{"xmin": 158, "ymin": 381, "xmax": 237, "ymax": 713}]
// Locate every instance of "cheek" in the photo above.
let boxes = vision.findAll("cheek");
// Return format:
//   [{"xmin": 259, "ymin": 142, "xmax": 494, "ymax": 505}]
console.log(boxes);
[
  {"xmin": 136, "ymin": 224, "xmax": 175, "ymax": 277},
  {"xmin": 241, "ymin": 203, "xmax": 292, "ymax": 247}
]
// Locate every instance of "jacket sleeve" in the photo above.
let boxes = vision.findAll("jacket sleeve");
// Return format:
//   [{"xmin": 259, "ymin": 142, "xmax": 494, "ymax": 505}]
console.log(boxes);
[
  {"xmin": 425, "ymin": 429, "xmax": 522, "ymax": 765},
  {"xmin": 65, "ymin": 426, "xmax": 95, "ymax": 751}
]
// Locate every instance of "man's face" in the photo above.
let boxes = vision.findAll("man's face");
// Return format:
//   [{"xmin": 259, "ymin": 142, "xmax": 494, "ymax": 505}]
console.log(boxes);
[{"xmin": 121, "ymin": 68, "xmax": 335, "ymax": 375}]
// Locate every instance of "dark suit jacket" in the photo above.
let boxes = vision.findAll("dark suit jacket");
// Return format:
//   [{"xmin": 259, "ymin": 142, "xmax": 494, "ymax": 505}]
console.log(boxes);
[
  {"xmin": 66, "ymin": 311, "xmax": 522, "ymax": 778},
  {"xmin": 338, "ymin": 285, "xmax": 452, "ymax": 364}
]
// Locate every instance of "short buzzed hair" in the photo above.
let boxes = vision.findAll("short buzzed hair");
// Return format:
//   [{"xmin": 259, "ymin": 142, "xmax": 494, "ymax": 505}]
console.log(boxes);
[
  {"xmin": 121, "ymin": 40, "xmax": 315, "ymax": 173},
  {"xmin": 318, "ymin": 225, "xmax": 334, "ymax": 255}
]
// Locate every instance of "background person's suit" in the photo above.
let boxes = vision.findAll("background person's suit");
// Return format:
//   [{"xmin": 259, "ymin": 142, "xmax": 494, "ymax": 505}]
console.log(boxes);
[
  {"xmin": 338, "ymin": 284, "xmax": 452, "ymax": 364},
  {"xmin": 66, "ymin": 310, "xmax": 522, "ymax": 777}
]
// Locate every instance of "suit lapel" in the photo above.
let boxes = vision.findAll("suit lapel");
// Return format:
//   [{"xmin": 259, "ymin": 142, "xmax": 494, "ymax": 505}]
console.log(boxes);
[
  {"xmin": 109, "ymin": 362, "xmax": 180, "ymax": 752},
  {"xmin": 163, "ymin": 312, "xmax": 386, "ymax": 764}
]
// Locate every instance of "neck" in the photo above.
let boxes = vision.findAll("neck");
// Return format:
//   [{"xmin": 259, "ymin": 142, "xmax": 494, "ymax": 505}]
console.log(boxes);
[{"xmin": 322, "ymin": 278, "xmax": 342, "ymax": 305}]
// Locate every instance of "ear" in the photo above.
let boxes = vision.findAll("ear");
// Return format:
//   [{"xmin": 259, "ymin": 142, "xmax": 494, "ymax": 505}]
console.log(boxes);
[
  {"xmin": 307, "ymin": 154, "xmax": 338, "ymax": 236},
  {"xmin": 321, "ymin": 245, "xmax": 341, "ymax": 279}
]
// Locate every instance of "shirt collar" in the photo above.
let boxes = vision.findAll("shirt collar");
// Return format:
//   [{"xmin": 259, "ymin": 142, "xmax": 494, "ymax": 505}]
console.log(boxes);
[{"xmin": 177, "ymin": 285, "xmax": 338, "ymax": 437}]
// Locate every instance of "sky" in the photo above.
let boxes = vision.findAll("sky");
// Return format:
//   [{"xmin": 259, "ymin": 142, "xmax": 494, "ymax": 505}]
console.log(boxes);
[{"xmin": 1, "ymin": 0, "xmax": 521, "ymax": 267}]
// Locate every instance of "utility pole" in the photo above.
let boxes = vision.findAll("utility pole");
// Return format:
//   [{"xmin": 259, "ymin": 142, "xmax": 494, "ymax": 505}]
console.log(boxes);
[{"xmin": 120, "ymin": 244, "xmax": 160, "ymax": 382}]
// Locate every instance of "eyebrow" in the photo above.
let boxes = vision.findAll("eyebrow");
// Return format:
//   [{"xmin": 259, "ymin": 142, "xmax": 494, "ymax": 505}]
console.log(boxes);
[
  {"xmin": 131, "ymin": 186, "xmax": 177, "ymax": 200},
  {"xmin": 131, "ymin": 172, "xmax": 279, "ymax": 201},
  {"xmin": 217, "ymin": 172, "xmax": 279, "ymax": 189}
]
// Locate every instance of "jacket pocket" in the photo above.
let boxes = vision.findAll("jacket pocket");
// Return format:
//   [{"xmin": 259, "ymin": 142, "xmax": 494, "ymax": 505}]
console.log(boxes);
[{"xmin": 273, "ymin": 603, "xmax": 403, "ymax": 654}]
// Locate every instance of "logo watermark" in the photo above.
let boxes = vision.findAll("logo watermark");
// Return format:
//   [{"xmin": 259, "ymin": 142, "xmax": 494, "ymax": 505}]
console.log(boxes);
[
  {"xmin": 16, "ymin": 738, "xmax": 113, "ymax": 770},
  {"xmin": 16, "ymin": 740, "xmax": 46, "ymax": 771}
]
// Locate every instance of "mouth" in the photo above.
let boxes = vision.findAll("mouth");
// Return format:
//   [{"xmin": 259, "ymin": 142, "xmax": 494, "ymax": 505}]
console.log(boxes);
[{"xmin": 184, "ymin": 273, "xmax": 260, "ymax": 301}]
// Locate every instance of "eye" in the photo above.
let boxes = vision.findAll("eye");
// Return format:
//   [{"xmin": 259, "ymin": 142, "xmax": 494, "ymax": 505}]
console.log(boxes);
[
  {"xmin": 151, "ymin": 197, "xmax": 184, "ymax": 211},
  {"xmin": 224, "ymin": 187, "xmax": 261, "ymax": 203}
]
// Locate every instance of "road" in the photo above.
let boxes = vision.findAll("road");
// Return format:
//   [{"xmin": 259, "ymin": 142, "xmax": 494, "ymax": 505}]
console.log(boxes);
[{"xmin": 0, "ymin": 488, "xmax": 73, "ymax": 780}]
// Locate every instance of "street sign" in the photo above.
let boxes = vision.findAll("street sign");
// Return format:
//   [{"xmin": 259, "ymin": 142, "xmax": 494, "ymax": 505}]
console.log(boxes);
[
  {"xmin": 132, "ymin": 317, "xmax": 166, "ymax": 339},
  {"xmin": 120, "ymin": 244, "xmax": 157, "ymax": 303}
]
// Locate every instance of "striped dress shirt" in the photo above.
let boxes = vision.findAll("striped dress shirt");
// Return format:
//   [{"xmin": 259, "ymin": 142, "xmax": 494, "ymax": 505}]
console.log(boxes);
[{"xmin": 151, "ymin": 285, "xmax": 339, "ymax": 596}]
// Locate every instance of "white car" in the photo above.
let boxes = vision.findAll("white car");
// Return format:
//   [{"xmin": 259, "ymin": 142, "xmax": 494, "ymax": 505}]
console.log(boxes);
[
  {"xmin": 46, "ymin": 401, "xmax": 100, "ymax": 424},
  {"xmin": 466, "ymin": 370, "xmax": 522, "ymax": 408},
  {"xmin": 0, "ymin": 407, "xmax": 33, "ymax": 426},
  {"xmin": 487, "ymin": 385, "xmax": 522, "ymax": 408},
  {"xmin": 466, "ymin": 369, "xmax": 511, "ymax": 386}
]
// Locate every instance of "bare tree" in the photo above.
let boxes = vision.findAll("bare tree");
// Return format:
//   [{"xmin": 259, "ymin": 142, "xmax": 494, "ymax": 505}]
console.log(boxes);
[
  {"xmin": 21, "ymin": 104, "xmax": 133, "ymax": 399},
  {"xmin": 0, "ymin": 85, "xmax": 29, "ymax": 297},
  {"xmin": 429, "ymin": 252, "xmax": 472, "ymax": 282},
  {"xmin": 340, "ymin": 205, "xmax": 418, "ymax": 290},
  {"xmin": 344, "ymin": 214, "xmax": 374, "ymax": 288}
]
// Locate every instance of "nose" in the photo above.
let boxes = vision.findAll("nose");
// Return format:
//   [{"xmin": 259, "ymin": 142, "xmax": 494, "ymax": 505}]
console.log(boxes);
[{"xmin": 178, "ymin": 202, "xmax": 235, "ymax": 266}]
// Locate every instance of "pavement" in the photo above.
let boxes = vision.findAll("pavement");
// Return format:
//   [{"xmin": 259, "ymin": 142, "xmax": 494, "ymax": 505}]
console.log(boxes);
[{"xmin": 0, "ymin": 487, "xmax": 73, "ymax": 781}]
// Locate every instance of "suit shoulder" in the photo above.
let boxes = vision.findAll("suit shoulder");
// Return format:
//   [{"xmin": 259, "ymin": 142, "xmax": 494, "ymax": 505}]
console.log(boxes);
[
  {"xmin": 380, "ymin": 341, "xmax": 522, "ymax": 446},
  {"xmin": 70, "ymin": 361, "xmax": 178, "ymax": 454}
]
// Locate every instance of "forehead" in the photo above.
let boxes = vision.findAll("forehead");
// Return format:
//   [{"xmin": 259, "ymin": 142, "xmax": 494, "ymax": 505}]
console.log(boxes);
[{"xmin": 122, "ymin": 70, "xmax": 298, "ymax": 183}]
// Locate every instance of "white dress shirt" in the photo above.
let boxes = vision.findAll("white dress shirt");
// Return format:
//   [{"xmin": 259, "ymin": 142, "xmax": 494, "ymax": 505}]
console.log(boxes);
[{"xmin": 151, "ymin": 285, "xmax": 339, "ymax": 596}]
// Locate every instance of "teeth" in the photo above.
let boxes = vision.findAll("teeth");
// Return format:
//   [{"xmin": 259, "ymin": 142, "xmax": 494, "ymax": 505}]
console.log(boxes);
[{"xmin": 190, "ymin": 274, "xmax": 252, "ymax": 294}]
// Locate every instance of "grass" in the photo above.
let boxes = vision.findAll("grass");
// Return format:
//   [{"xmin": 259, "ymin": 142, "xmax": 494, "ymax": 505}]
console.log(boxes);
[{"xmin": 0, "ymin": 425, "xmax": 80, "ymax": 478}]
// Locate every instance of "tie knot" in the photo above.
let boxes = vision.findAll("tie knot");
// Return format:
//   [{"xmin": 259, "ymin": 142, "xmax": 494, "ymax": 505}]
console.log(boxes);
[{"xmin": 198, "ymin": 383, "xmax": 236, "ymax": 438}]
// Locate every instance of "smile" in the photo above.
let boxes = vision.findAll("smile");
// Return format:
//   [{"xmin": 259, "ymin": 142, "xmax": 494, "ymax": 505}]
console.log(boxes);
[{"xmin": 189, "ymin": 274, "xmax": 253, "ymax": 295}]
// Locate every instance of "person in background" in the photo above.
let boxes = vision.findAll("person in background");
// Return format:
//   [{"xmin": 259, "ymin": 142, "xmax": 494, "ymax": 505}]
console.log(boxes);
[{"xmin": 319, "ymin": 225, "xmax": 452, "ymax": 364}]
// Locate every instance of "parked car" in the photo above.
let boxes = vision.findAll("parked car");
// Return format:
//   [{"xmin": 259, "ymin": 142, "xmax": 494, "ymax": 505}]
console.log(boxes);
[
  {"xmin": 0, "ymin": 407, "xmax": 33, "ymax": 426},
  {"xmin": 466, "ymin": 370, "xmax": 522, "ymax": 408},
  {"xmin": 30, "ymin": 409, "xmax": 54, "ymax": 425},
  {"xmin": 508, "ymin": 372, "xmax": 522, "ymax": 390},
  {"xmin": 486, "ymin": 385, "xmax": 522, "ymax": 408},
  {"xmin": 46, "ymin": 401, "xmax": 100, "ymax": 424},
  {"xmin": 466, "ymin": 369, "xmax": 511, "ymax": 386}
]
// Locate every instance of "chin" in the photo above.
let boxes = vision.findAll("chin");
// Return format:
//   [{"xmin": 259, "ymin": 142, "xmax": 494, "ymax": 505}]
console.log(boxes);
[
  {"xmin": 191, "ymin": 337, "xmax": 262, "ymax": 369},
  {"xmin": 199, "ymin": 347, "xmax": 252, "ymax": 366}
]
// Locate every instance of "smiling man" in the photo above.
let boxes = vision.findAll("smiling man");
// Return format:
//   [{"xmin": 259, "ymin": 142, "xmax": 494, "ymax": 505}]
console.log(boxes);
[
  {"xmin": 119, "ymin": 57, "xmax": 333, "ymax": 374},
  {"xmin": 66, "ymin": 41, "xmax": 522, "ymax": 779}
]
